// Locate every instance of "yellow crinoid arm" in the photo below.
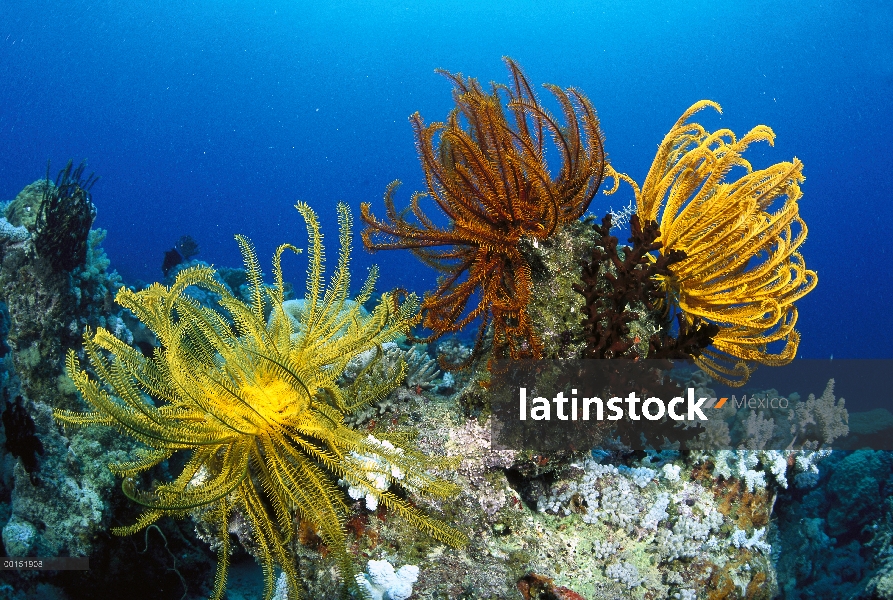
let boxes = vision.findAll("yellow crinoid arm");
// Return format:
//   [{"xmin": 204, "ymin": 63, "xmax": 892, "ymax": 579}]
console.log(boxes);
[
  {"xmin": 634, "ymin": 100, "xmax": 817, "ymax": 386},
  {"xmin": 289, "ymin": 202, "xmax": 417, "ymax": 364},
  {"xmin": 54, "ymin": 201, "xmax": 461, "ymax": 600}
]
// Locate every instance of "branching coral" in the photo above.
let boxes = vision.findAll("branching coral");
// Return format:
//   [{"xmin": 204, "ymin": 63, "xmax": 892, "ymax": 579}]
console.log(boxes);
[
  {"xmin": 574, "ymin": 213, "xmax": 718, "ymax": 360},
  {"xmin": 54, "ymin": 203, "xmax": 466, "ymax": 599},
  {"xmin": 361, "ymin": 57, "xmax": 607, "ymax": 367},
  {"xmin": 623, "ymin": 101, "xmax": 817, "ymax": 385}
]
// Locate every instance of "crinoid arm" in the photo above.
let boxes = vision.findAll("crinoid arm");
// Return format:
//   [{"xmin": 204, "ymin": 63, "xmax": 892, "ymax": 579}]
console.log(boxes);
[
  {"xmin": 361, "ymin": 58, "xmax": 609, "ymax": 367},
  {"xmin": 54, "ymin": 203, "xmax": 464, "ymax": 600},
  {"xmin": 630, "ymin": 101, "xmax": 818, "ymax": 385}
]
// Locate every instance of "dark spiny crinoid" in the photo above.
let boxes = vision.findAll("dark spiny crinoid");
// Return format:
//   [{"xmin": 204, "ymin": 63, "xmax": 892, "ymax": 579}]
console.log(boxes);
[
  {"xmin": 35, "ymin": 160, "xmax": 98, "ymax": 272},
  {"xmin": 361, "ymin": 57, "xmax": 607, "ymax": 369}
]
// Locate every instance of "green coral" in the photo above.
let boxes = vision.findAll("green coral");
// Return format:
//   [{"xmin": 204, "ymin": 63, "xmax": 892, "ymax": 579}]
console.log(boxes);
[{"xmin": 5, "ymin": 180, "xmax": 52, "ymax": 230}]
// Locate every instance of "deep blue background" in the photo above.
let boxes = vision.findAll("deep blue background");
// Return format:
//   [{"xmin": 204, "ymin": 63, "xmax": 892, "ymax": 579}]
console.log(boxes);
[{"xmin": 1, "ymin": 0, "xmax": 891, "ymax": 359}]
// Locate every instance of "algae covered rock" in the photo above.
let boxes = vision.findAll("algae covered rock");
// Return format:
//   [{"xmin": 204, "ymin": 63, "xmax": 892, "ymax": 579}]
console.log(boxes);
[
  {"xmin": 1, "ymin": 516, "xmax": 36, "ymax": 556},
  {"xmin": 5, "ymin": 180, "xmax": 51, "ymax": 231},
  {"xmin": 523, "ymin": 219, "xmax": 596, "ymax": 359},
  {"xmin": 3, "ymin": 398, "xmax": 134, "ymax": 558}
]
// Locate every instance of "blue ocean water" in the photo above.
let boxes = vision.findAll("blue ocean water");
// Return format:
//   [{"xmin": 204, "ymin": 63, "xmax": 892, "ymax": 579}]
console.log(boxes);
[{"xmin": 1, "ymin": 0, "xmax": 890, "ymax": 360}]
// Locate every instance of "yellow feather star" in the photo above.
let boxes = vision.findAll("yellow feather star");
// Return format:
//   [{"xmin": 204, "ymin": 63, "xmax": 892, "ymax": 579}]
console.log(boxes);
[
  {"xmin": 622, "ymin": 100, "xmax": 817, "ymax": 385},
  {"xmin": 54, "ymin": 202, "xmax": 466, "ymax": 599}
]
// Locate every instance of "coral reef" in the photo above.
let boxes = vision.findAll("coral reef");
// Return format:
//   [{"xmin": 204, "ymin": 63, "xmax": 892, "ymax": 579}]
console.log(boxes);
[
  {"xmin": 0, "ymin": 70, "xmax": 867, "ymax": 600},
  {"xmin": 55, "ymin": 203, "xmax": 465, "ymax": 599},
  {"xmin": 341, "ymin": 343, "xmax": 445, "ymax": 427},
  {"xmin": 0, "ymin": 219, "xmax": 29, "ymax": 244},
  {"xmin": 825, "ymin": 449, "xmax": 891, "ymax": 537},
  {"xmin": 1, "ymin": 400, "xmax": 131, "ymax": 558},
  {"xmin": 689, "ymin": 378, "xmax": 848, "ymax": 458},
  {"xmin": 773, "ymin": 447, "xmax": 893, "ymax": 599},
  {"xmin": 334, "ymin": 405, "xmax": 782, "ymax": 600},
  {"xmin": 0, "ymin": 181, "xmax": 149, "ymax": 585},
  {"xmin": 362, "ymin": 58, "xmax": 607, "ymax": 366},
  {"xmin": 532, "ymin": 454, "xmax": 779, "ymax": 597},
  {"xmin": 0, "ymin": 218, "xmax": 124, "ymax": 410}
]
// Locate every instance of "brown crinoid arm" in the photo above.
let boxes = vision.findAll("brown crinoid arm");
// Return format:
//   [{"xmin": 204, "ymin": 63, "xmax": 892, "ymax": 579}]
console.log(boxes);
[{"xmin": 361, "ymin": 57, "xmax": 607, "ymax": 367}]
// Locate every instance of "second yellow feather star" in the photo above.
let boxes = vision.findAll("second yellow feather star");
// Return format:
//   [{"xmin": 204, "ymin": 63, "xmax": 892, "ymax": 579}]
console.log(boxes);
[
  {"xmin": 621, "ymin": 100, "xmax": 818, "ymax": 385},
  {"xmin": 54, "ymin": 203, "xmax": 466, "ymax": 599}
]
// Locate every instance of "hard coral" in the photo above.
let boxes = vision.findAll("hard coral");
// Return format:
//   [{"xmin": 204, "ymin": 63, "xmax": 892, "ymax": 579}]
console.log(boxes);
[
  {"xmin": 361, "ymin": 57, "xmax": 607, "ymax": 367},
  {"xmin": 55, "ymin": 203, "xmax": 465, "ymax": 600}
]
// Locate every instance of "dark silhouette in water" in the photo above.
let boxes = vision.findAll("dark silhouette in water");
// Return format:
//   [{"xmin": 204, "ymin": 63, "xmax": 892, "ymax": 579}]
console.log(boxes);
[
  {"xmin": 175, "ymin": 234, "xmax": 200, "ymax": 260},
  {"xmin": 2, "ymin": 394, "xmax": 44, "ymax": 480},
  {"xmin": 161, "ymin": 247, "xmax": 182, "ymax": 276},
  {"xmin": 161, "ymin": 235, "xmax": 200, "ymax": 276}
]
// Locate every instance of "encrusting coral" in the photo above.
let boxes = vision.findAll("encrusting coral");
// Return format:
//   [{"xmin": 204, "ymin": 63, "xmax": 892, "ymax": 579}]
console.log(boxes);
[
  {"xmin": 620, "ymin": 101, "xmax": 817, "ymax": 385},
  {"xmin": 54, "ymin": 203, "xmax": 466, "ymax": 599},
  {"xmin": 361, "ymin": 57, "xmax": 607, "ymax": 367}
]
